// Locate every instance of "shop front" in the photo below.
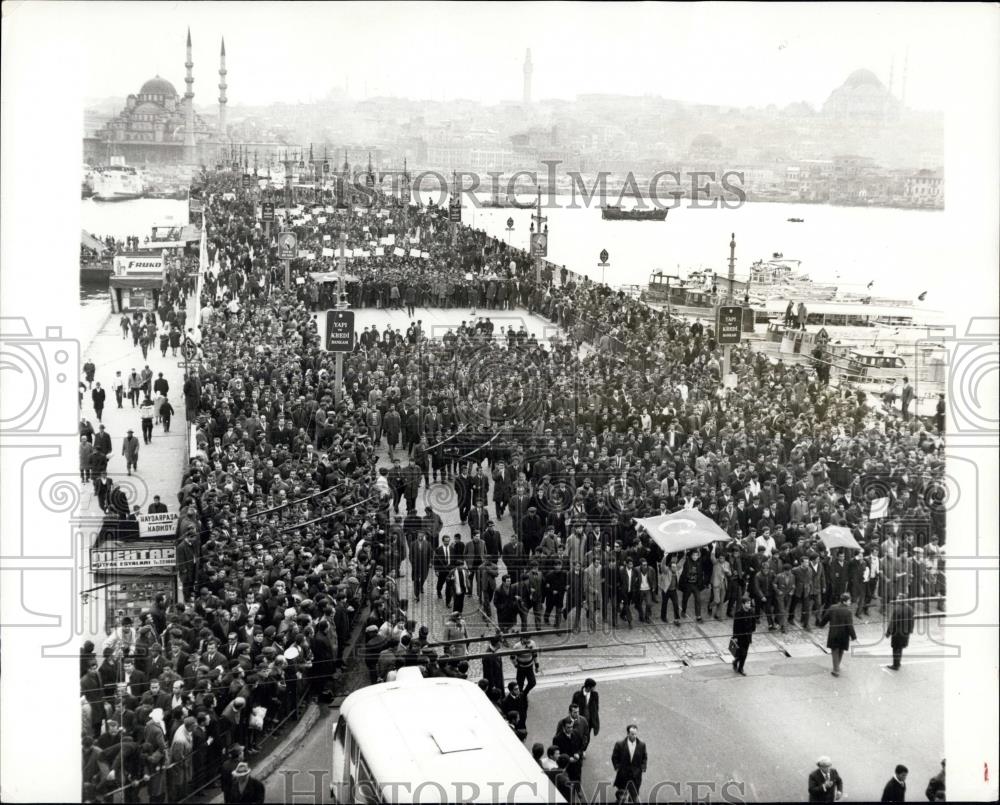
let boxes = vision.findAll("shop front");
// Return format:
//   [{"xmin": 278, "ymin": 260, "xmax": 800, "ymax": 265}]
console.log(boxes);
[
  {"xmin": 108, "ymin": 253, "xmax": 167, "ymax": 313},
  {"xmin": 90, "ymin": 541, "xmax": 177, "ymax": 633}
]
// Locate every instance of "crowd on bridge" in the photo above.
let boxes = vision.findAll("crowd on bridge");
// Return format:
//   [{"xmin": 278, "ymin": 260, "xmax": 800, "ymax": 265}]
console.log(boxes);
[{"xmin": 81, "ymin": 168, "xmax": 948, "ymax": 803}]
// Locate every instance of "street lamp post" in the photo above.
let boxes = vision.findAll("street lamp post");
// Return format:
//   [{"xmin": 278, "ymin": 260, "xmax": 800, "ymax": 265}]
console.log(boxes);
[{"xmin": 505, "ymin": 216, "xmax": 514, "ymax": 247}]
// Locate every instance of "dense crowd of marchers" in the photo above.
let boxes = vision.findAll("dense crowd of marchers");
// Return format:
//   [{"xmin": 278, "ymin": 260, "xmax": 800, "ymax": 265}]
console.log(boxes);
[{"xmin": 81, "ymin": 169, "xmax": 947, "ymax": 803}]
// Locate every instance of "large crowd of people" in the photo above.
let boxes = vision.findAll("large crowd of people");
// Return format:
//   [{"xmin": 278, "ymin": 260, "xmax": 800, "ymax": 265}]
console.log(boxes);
[{"xmin": 81, "ymin": 168, "xmax": 948, "ymax": 802}]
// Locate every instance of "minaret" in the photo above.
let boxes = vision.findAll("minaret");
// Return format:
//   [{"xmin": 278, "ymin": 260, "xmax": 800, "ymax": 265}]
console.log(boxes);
[
  {"xmin": 901, "ymin": 48, "xmax": 909, "ymax": 108},
  {"xmin": 218, "ymin": 37, "xmax": 227, "ymax": 139},
  {"xmin": 522, "ymin": 48, "xmax": 533, "ymax": 106},
  {"xmin": 184, "ymin": 27, "xmax": 196, "ymax": 162}
]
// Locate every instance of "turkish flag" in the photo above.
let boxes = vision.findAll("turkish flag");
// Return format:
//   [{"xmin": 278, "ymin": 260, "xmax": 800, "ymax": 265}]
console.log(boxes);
[{"xmin": 634, "ymin": 509, "xmax": 732, "ymax": 554}]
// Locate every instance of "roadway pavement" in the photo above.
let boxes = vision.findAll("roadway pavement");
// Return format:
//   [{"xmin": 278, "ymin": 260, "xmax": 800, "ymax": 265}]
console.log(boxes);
[
  {"xmin": 250, "ymin": 305, "xmax": 949, "ymax": 801},
  {"xmin": 262, "ymin": 654, "xmax": 943, "ymax": 803}
]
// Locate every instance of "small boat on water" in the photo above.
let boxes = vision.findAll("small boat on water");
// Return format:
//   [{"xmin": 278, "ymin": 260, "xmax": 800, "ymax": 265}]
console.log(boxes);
[
  {"xmin": 602, "ymin": 205, "xmax": 668, "ymax": 221},
  {"xmin": 787, "ymin": 217, "xmax": 805, "ymax": 223}
]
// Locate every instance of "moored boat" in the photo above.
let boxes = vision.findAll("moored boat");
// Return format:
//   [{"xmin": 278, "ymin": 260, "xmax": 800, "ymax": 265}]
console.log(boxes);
[{"xmin": 602, "ymin": 205, "xmax": 668, "ymax": 221}]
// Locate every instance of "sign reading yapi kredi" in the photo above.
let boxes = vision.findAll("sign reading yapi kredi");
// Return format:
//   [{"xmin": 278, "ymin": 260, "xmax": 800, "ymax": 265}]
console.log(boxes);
[
  {"xmin": 136, "ymin": 512, "xmax": 179, "ymax": 539},
  {"xmin": 261, "ymin": 202, "xmax": 275, "ymax": 223},
  {"xmin": 717, "ymin": 305, "xmax": 743, "ymax": 345},
  {"xmin": 325, "ymin": 309, "xmax": 355, "ymax": 352}
]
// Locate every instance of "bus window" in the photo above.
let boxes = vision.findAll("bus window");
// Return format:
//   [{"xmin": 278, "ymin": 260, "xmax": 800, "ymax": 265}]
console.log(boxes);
[
  {"xmin": 354, "ymin": 757, "xmax": 381, "ymax": 805},
  {"xmin": 332, "ymin": 716, "xmax": 348, "ymax": 798}
]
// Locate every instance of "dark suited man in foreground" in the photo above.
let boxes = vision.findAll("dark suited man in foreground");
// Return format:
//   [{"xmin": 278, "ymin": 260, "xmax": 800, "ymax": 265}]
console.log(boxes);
[
  {"xmin": 611, "ymin": 723, "xmax": 647, "ymax": 804},
  {"xmin": 808, "ymin": 755, "xmax": 844, "ymax": 802},
  {"xmin": 885, "ymin": 591, "xmax": 915, "ymax": 670}
]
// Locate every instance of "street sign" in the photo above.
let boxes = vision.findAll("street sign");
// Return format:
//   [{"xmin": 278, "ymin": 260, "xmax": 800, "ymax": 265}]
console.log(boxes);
[
  {"xmin": 449, "ymin": 201, "xmax": 461, "ymax": 223},
  {"xmin": 717, "ymin": 305, "xmax": 743, "ymax": 344},
  {"xmin": 599, "ymin": 249, "xmax": 609, "ymax": 263},
  {"xmin": 325, "ymin": 309, "xmax": 355, "ymax": 352},
  {"xmin": 182, "ymin": 337, "xmax": 198, "ymax": 361},
  {"xmin": 506, "ymin": 217, "xmax": 514, "ymax": 229},
  {"xmin": 278, "ymin": 232, "xmax": 297, "ymax": 260},
  {"xmin": 242, "ymin": 174, "xmax": 254, "ymax": 189},
  {"xmin": 530, "ymin": 232, "xmax": 548, "ymax": 257},
  {"xmin": 261, "ymin": 202, "xmax": 275, "ymax": 223}
]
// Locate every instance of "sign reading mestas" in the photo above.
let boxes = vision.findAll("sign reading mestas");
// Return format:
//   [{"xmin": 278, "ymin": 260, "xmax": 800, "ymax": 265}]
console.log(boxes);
[
  {"xmin": 114, "ymin": 255, "xmax": 165, "ymax": 276},
  {"xmin": 136, "ymin": 512, "xmax": 179, "ymax": 539},
  {"xmin": 91, "ymin": 545, "xmax": 176, "ymax": 572}
]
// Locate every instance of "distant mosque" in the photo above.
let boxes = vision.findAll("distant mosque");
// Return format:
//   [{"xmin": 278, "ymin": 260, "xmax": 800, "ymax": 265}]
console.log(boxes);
[
  {"xmin": 83, "ymin": 29, "xmax": 229, "ymax": 166},
  {"xmin": 822, "ymin": 68, "xmax": 902, "ymax": 124}
]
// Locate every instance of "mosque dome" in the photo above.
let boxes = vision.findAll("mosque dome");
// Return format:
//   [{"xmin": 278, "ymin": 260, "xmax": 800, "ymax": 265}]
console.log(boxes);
[{"xmin": 139, "ymin": 76, "xmax": 178, "ymax": 98}]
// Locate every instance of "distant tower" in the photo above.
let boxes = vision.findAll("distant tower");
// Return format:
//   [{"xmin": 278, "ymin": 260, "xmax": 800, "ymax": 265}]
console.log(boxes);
[
  {"xmin": 523, "ymin": 48, "xmax": 533, "ymax": 105},
  {"xmin": 184, "ymin": 28, "xmax": 196, "ymax": 162},
  {"xmin": 901, "ymin": 48, "xmax": 909, "ymax": 108},
  {"xmin": 218, "ymin": 37, "xmax": 228, "ymax": 139}
]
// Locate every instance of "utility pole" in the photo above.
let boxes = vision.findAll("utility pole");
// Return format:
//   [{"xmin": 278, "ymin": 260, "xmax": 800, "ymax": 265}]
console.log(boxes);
[
  {"xmin": 722, "ymin": 232, "xmax": 736, "ymax": 378},
  {"xmin": 282, "ymin": 151, "xmax": 295, "ymax": 290},
  {"xmin": 598, "ymin": 249, "xmax": 610, "ymax": 285},
  {"xmin": 335, "ymin": 230, "xmax": 348, "ymax": 405},
  {"xmin": 530, "ymin": 188, "xmax": 548, "ymax": 285}
]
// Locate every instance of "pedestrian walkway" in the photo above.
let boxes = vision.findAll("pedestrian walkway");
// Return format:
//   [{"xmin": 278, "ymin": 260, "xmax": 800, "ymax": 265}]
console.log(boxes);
[{"xmin": 80, "ymin": 294, "xmax": 195, "ymax": 646}]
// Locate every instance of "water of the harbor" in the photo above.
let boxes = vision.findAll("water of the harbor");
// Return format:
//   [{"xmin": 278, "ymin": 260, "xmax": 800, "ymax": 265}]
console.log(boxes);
[
  {"xmin": 80, "ymin": 195, "xmax": 961, "ymax": 336},
  {"xmin": 80, "ymin": 198, "xmax": 188, "ymax": 346},
  {"xmin": 460, "ymin": 195, "xmax": 959, "ymax": 314}
]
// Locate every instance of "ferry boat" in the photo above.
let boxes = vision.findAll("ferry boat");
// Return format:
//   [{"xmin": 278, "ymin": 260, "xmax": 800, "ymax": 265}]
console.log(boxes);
[
  {"xmin": 787, "ymin": 217, "xmax": 805, "ymax": 223},
  {"xmin": 91, "ymin": 158, "xmax": 144, "ymax": 202},
  {"xmin": 601, "ymin": 205, "xmax": 668, "ymax": 222}
]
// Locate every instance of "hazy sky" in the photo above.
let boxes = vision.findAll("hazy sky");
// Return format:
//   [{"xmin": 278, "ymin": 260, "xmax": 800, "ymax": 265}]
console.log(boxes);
[{"xmin": 7, "ymin": 1, "xmax": 982, "ymax": 111}]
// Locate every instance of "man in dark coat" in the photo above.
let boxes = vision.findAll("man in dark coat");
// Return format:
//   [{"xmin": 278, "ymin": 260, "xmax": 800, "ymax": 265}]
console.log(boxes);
[
  {"xmin": 570, "ymin": 678, "xmax": 600, "ymax": 738},
  {"xmin": 481, "ymin": 634, "xmax": 505, "ymax": 695},
  {"xmin": 226, "ymin": 761, "xmax": 265, "ymax": 803},
  {"xmin": 808, "ymin": 756, "xmax": 844, "ymax": 802},
  {"xmin": 611, "ymin": 724, "xmax": 647, "ymax": 804},
  {"xmin": 730, "ymin": 593, "xmax": 757, "ymax": 675},
  {"xmin": 880, "ymin": 764, "xmax": 908, "ymax": 802},
  {"xmin": 885, "ymin": 591, "xmax": 915, "ymax": 670},
  {"xmin": 410, "ymin": 531, "xmax": 432, "ymax": 602},
  {"xmin": 818, "ymin": 593, "xmax": 857, "ymax": 677}
]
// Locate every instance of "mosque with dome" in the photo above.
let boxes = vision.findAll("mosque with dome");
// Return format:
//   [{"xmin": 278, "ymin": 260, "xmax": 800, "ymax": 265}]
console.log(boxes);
[{"xmin": 83, "ymin": 29, "xmax": 228, "ymax": 166}]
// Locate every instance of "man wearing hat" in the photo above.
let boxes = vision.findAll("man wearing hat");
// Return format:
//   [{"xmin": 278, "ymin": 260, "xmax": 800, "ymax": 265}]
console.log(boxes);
[
  {"xmin": 807, "ymin": 756, "xmax": 844, "ymax": 801},
  {"xmin": 226, "ymin": 761, "xmax": 265, "ymax": 803},
  {"xmin": 122, "ymin": 428, "xmax": 141, "ymax": 475}
]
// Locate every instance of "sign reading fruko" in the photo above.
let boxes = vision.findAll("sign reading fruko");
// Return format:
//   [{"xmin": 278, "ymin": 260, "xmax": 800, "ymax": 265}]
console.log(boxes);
[
  {"xmin": 325, "ymin": 310, "xmax": 355, "ymax": 352},
  {"xmin": 114, "ymin": 255, "xmax": 164, "ymax": 276},
  {"xmin": 137, "ymin": 512, "xmax": 179, "ymax": 538},
  {"xmin": 531, "ymin": 232, "xmax": 548, "ymax": 257},
  {"xmin": 717, "ymin": 305, "xmax": 743, "ymax": 345}
]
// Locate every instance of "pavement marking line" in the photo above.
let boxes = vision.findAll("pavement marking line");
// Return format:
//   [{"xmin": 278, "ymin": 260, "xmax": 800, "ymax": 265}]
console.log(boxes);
[{"xmin": 532, "ymin": 663, "xmax": 683, "ymax": 689}]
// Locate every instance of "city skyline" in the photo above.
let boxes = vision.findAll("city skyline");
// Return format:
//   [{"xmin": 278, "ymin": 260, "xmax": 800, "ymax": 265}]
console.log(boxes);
[{"xmin": 60, "ymin": 3, "xmax": 958, "ymax": 112}]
